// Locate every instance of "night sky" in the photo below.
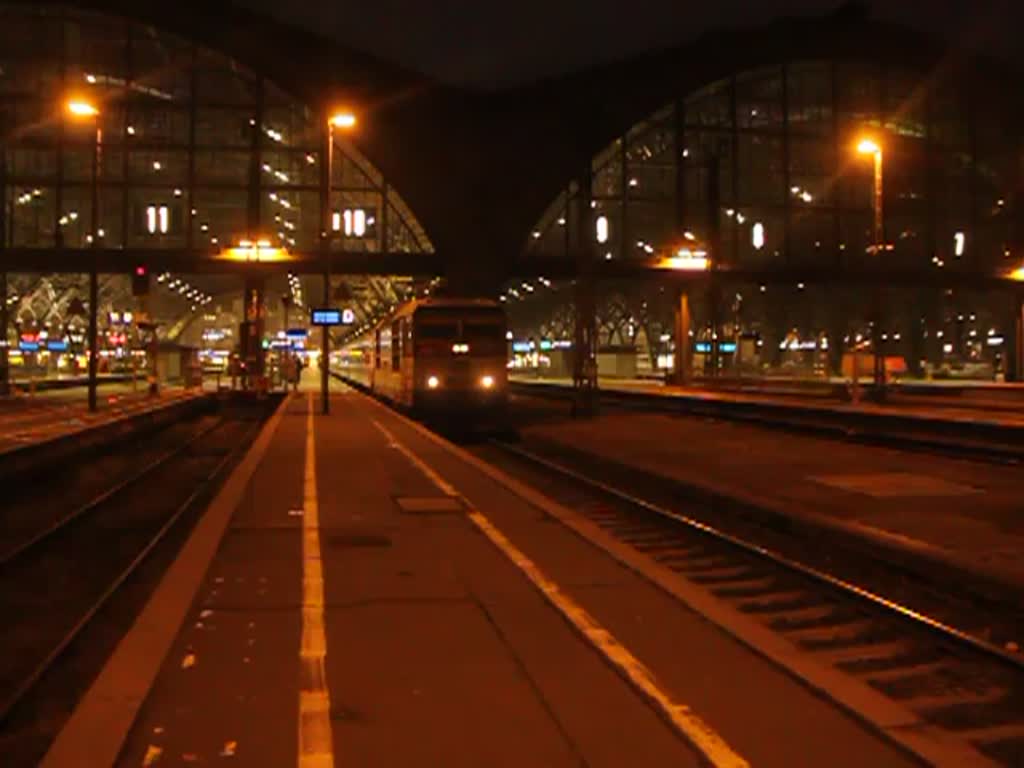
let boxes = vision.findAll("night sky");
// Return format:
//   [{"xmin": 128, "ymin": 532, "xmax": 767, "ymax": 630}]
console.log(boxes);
[{"xmin": 237, "ymin": 0, "xmax": 1020, "ymax": 87}]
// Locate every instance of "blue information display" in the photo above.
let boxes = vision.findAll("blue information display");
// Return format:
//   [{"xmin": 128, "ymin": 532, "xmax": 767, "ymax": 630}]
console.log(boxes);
[
  {"xmin": 310, "ymin": 308, "xmax": 356, "ymax": 326},
  {"xmin": 695, "ymin": 341, "xmax": 737, "ymax": 354},
  {"xmin": 286, "ymin": 328, "xmax": 308, "ymax": 338},
  {"xmin": 46, "ymin": 340, "xmax": 69, "ymax": 351},
  {"xmin": 311, "ymin": 309, "xmax": 341, "ymax": 326}
]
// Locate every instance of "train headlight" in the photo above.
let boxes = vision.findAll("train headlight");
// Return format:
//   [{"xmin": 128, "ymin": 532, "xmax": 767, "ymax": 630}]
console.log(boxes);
[
  {"xmin": 427, "ymin": 375, "xmax": 440, "ymax": 389},
  {"xmin": 481, "ymin": 375, "xmax": 494, "ymax": 389}
]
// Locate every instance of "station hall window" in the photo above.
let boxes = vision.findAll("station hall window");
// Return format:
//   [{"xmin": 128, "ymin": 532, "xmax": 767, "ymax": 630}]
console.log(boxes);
[{"xmin": 391, "ymin": 320, "xmax": 402, "ymax": 369}]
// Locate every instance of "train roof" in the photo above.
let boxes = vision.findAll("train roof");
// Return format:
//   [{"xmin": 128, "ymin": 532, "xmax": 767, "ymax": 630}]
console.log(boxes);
[
  {"xmin": 388, "ymin": 296, "xmax": 503, "ymax": 319},
  {"xmin": 343, "ymin": 296, "xmax": 504, "ymax": 343},
  {"xmin": 408, "ymin": 297, "xmax": 503, "ymax": 310}
]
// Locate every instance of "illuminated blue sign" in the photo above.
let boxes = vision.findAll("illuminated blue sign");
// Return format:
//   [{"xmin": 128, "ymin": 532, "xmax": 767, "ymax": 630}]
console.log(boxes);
[
  {"xmin": 286, "ymin": 328, "xmax": 308, "ymax": 338},
  {"xmin": 311, "ymin": 309, "xmax": 340, "ymax": 326},
  {"xmin": 46, "ymin": 341, "xmax": 69, "ymax": 351},
  {"xmin": 311, "ymin": 308, "xmax": 356, "ymax": 326},
  {"xmin": 19, "ymin": 341, "xmax": 39, "ymax": 351},
  {"xmin": 694, "ymin": 341, "xmax": 736, "ymax": 354}
]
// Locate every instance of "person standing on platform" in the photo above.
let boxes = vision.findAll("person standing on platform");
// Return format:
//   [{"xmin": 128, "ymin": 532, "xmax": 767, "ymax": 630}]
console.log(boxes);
[{"xmin": 290, "ymin": 353, "xmax": 301, "ymax": 392}]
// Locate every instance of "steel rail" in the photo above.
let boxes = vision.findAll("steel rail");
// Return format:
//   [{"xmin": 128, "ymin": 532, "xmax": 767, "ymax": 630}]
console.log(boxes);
[
  {"xmin": 492, "ymin": 439, "xmax": 1024, "ymax": 674},
  {"xmin": 0, "ymin": 417, "xmax": 224, "ymax": 567},
  {"xmin": 0, "ymin": 419, "xmax": 251, "ymax": 726}
]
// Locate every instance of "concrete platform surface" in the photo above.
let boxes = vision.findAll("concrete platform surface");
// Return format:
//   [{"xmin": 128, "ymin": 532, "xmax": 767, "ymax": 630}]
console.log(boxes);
[
  {"xmin": 63, "ymin": 387, "xmax": 921, "ymax": 768},
  {"xmin": 521, "ymin": 406, "xmax": 1024, "ymax": 589}
]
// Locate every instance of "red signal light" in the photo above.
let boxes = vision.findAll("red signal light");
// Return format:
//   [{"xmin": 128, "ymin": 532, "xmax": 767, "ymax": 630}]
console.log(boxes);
[{"xmin": 132, "ymin": 266, "xmax": 150, "ymax": 296}]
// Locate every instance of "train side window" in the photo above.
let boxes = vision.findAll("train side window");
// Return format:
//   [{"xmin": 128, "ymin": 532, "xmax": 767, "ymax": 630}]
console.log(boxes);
[
  {"xmin": 404, "ymin": 320, "xmax": 414, "ymax": 357},
  {"xmin": 391, "ymin": 320, "xmax": 402, "ymax": 369},
  {"xmin": 375, "ymin": 329, "xmax": 382, "ymax": 369}
]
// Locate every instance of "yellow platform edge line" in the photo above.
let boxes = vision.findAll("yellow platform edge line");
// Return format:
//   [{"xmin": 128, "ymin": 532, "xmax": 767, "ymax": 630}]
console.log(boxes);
[
  {"xmin": 298, "ymin": 392, "xmax": 335, "ymax": 768},
  {"xmin": 370, "ymin": 418, "xmax": 748, "ymax": 768}
]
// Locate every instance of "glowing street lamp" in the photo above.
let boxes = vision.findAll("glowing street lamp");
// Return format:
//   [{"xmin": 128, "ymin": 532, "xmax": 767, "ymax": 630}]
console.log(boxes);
[
  {"xmin": 320, "ymin": 108, "xmax": 358, "ymax": 415},
  {"xmin": 855, "ymin": 136, "xmax": 886, "ymax": 398},
  {"xmin": 856, "ymin": 138, "xmax": 881, "ymax": 155},
  {"xmin": 66, "ymin": 97, "xmax": 103, "ymax": 412},
  {"xmin": 329, "ymin": 111, "xmax": 357, "ymax": 130},
  {"xmin": 856, "ymin": 137, "xmax": 884, "ymax": 254},
  {"xmin": 67, "ymin": 100, "xmax": 99, "ymax": 118}
]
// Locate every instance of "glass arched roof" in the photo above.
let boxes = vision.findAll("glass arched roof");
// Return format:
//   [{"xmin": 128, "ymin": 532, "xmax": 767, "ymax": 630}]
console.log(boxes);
[
  {"xmin": 0, "ymin": 4, "xmax": 433, "ymax": 257},
  {"xmin": 523, "ymin": 60, "xmax": 1015, "ymax": 276},
  {"xmin": 0, "ymin": 4, "xmax": 435, "ymax": 342}
]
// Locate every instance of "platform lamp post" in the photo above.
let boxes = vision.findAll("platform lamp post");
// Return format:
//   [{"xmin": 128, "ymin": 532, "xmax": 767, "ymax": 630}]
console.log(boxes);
[
  {"xmin": 321, "ymin": 109, "xmax": 357, "ymax": 415},
  {"xmin": 0, "ymin": 109, "xmax": 8, "ymax": 397},
  {"xmin": 856, "ymin": 137, "xmax": 886, "ymax": 400},
  {"xmin": 281, "ymin": 294, "xmax": 292, "ymax": 389},
  {"xmin": 67, "ymin": 98, "xmax": 102, "ymax": 412}
]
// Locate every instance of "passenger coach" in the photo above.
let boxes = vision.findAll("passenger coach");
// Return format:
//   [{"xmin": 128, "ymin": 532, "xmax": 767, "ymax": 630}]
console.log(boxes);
[{"xmin": 340, "ymin": 298, "xmax": 508, "ymax": 418}]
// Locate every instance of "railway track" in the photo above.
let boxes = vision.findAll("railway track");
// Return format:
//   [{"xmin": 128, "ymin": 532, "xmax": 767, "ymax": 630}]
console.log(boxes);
[
  {"xmin": 0, "ymin": 398, "xmax": 272, "ymax": 764},
  {"xmin": 477, "ymin": 438, "xmax": 1024, "ymax": 767}
]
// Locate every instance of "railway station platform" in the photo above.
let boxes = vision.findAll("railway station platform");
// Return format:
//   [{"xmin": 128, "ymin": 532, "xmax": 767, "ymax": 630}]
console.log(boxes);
[
  {"xmin": 511, "ymin": 376, "xmax": 1024, "ymax": 428},
  {"xmin": 516, "ymin": 401, "xmax": 1024, "ymax": 594},
  {"xmin": 5, "ymin": 373, "xmax": 140, "ymax": 396},
  {"xmin": 0, "ymin": 386, "xmax": 197, "ymax": 456},
  {"xmin": 42, "ymin": 383, "xmax": 928, "ymax": 768}
]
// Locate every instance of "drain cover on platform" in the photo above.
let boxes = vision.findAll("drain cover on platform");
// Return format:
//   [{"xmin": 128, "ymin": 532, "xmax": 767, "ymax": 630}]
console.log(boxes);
[
  {"xmin": 394, "ymin": 496, "xmax": 465, "ymax": 514},
  {"xmin": 327, "ymin": 532, "xmax": 392, "ymax": 548},
  {"xmin": 811, "ymin": 472, "xmax": 980, "ymax": 498}
]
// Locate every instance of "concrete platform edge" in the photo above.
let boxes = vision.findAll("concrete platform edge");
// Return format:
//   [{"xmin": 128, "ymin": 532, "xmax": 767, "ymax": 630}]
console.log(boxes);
[
  {"xmin": 40, "ymin": 393, "xmax": 293, "ymax": 768},
  {"xmin": 365, "ymin": 397, "xmax": 997, "ymax": 768}
]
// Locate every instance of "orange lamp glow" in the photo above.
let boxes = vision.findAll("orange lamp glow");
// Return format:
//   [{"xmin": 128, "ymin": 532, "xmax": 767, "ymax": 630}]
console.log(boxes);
[
  {"xmin": 67, "ymin": 99, "xmax": 99, "ymax": 118},
  {"xmin": 329, "ymin": 111, "xmax": 357, "ymax": 129},
  {"xmin": 856, "ymin": 138, "xmax": 881, "ymax": 155},
  {"xmin": 656, "ymin": 247, "xmax": 710, "ymax": 271},
  {"xmin": 218, "ymin": 238, "xmax": 293, "ymax": 263}
]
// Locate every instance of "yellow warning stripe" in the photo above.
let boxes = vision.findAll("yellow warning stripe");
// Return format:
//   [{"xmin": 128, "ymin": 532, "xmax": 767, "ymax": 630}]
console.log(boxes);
[
  {"xmin": 371, "ymin": 419, "xmax": 748, "ymax": 768},
  {"xmin": 299, "ymin": 393, "xmax": 334, "ymax": 768}
]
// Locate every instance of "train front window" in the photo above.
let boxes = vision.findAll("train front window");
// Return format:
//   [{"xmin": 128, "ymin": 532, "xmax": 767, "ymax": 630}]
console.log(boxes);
[
  {"xmin": 414, "ymin": 308, "xmax": 505, "ymax": 357},
  {"xmin": 416, "ymin": 323, "xmax": 459, "ymax": 339},
  {"xmin": 462, "ymin": 321, "xmax": 505, "ymax": 356},
  {"xmin": 414, "ymin": 320, "xmax": 458, "ymax": 356}
]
